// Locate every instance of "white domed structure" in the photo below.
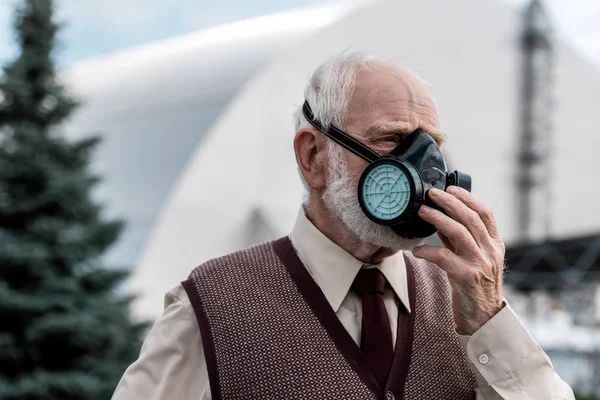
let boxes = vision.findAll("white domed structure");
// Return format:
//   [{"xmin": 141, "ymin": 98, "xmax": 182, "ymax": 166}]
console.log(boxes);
[
  {"xmin": 60, "ymin": 2, "xmax": 356, "ymax": 271},
  {"xmin": 62, "ymin": 0, "xmax": 600, "ymax": 324}
]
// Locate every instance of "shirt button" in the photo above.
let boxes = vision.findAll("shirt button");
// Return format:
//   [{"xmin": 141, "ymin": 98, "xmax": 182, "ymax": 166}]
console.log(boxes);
[
  {"xmin": 478, "ymin": 354, "xmax": 490, "ymax": 365},
  {"xmin": 385, "ymin": 390, "xmax": 395, "ymax": 400}
]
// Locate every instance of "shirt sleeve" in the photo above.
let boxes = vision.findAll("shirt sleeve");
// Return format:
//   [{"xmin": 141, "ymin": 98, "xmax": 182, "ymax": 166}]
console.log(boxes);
[
  {"xmin": 111, "ymin": 284, "xmax": 211, "ymax": 400},
  {"xmin": 457, "ymin": 303, "xmax": 574, "ymax": 400}
]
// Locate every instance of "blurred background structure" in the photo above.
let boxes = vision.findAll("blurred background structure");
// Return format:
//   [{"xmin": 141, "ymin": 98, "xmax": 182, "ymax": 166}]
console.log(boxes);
[
  {"xmin": 1, "ymin": 0, "xmax": 600, "ymax": 397},
  {"xmin": 0, "ymin": 1, "xmax": 145, "ymax": 399}
]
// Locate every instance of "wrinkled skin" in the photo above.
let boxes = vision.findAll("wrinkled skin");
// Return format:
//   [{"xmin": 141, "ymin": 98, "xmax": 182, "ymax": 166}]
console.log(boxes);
[{"xmin": 293, "ymin": 64, "xmax": 505, "ymax": 335}]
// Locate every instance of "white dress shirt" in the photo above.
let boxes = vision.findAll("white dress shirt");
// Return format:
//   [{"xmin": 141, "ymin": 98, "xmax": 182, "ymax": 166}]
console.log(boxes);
[{"xmin": 112, "ymin": 208, "xmax": 574, "ymax": 400}]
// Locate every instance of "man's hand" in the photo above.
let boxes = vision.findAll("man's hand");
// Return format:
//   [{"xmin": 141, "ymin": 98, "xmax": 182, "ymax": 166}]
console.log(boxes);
[{"xmin": 412, "ymin": 186, "xmax": 505, "ymax": 335}]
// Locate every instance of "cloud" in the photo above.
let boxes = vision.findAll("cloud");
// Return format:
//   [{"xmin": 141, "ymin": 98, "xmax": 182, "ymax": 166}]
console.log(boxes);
[
  {"xmin": 51, "ymin": 0, "xmax": 305, "ymax": 66},
  {"xmin": 540, "ymin": 0, "xmax": 600, "ymax": 66},
  {"xmin": 54, "ymin": 0, "xmax": 320, "ymax": 39},
  {"xmin": 0, "ymin": 0, "xmax": 600, "ymax": 68},
  {"xmin": 0, "ymin": 0, "xmax": 18, "ymax": 65},
  {"xmin": 56, "ymin": 0, "xmax": 173, "ymax": 32}
]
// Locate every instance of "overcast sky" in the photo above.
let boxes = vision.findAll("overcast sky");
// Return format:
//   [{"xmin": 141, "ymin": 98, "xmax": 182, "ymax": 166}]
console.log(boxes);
[{"xmin": 0, "ymin": 0, "xmax": 599, "ymax": 69}]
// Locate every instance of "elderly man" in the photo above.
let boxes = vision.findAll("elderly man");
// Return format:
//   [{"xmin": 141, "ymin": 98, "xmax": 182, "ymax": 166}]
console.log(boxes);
[{"xmin": 113, "ymin": 53, "xmax": 574, "ymax": 399}]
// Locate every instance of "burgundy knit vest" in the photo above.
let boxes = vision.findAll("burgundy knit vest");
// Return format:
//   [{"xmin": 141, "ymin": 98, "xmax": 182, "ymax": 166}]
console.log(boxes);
[{"xmin": 182, "ymin": 237, "xmax": 476, "ymax": 399}]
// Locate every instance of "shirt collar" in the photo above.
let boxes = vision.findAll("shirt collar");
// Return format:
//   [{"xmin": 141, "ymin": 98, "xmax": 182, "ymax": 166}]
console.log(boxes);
[{"xmin": 289, "ymin": 207, "xmax": 411, "ymax": 313}]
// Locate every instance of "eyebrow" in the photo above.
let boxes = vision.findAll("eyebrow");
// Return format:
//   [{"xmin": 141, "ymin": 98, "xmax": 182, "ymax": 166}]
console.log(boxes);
[{"xmin": 362, "ymin": 121, "xmax": 447, "ymax": 147}]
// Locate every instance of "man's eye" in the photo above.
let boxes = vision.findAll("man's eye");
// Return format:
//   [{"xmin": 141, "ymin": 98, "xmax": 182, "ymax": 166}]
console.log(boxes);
[{"xmin": 380, "ymin": 136, "xmax": 401, "ymax": 144}]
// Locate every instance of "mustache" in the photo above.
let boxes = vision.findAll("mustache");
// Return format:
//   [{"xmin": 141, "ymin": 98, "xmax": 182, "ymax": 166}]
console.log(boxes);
[{"xmin": 322, "ymin": 148, "xmax": 424, "ymax": 252}]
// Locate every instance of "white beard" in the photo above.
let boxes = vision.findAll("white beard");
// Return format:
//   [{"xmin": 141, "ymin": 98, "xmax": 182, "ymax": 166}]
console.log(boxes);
[{"xmin": 322, "ymin": 143, "xmax": 425, "ymax": 253}]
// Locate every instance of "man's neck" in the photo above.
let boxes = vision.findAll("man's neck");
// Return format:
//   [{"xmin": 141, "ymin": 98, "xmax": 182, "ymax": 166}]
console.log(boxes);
[{"xmin": 304, "ymin": 203, "xmax": 394, "ymax": 264}]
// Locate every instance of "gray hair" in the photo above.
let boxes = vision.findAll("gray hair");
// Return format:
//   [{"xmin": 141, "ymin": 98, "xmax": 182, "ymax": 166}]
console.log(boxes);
[
  {"xmin": 294, "ymin": 52, "xmax": 384, "ymax": 204},
  {"xmin": 293, "ymin": 52, "xmax": 383, "ymax": 133},
  {"xmin": 293, "ymin": 52, "xmax": 440, "ymax": 205}
]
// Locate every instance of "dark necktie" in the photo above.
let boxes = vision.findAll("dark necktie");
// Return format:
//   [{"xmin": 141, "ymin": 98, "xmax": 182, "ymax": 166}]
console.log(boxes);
[{"xmin": 352, "ymin": 268, "xmax": 393, "ymax": 382}]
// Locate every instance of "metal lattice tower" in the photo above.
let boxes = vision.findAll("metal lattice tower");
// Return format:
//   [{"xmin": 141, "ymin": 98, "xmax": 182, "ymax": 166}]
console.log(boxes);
[{"xmin": 518, "ymin": 0, "xmax": 555, "ymax": 244}]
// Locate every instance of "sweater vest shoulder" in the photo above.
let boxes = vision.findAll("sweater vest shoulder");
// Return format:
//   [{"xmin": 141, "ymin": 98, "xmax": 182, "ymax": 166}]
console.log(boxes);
[{"xmin": 182, "ymin": 237, "xmax": 475, "ymax": 399}]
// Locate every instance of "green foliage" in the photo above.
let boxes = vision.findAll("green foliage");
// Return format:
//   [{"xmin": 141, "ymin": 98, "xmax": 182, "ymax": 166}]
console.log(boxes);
[
  {"xmin": 0, "ymin": 1, "xmax": 146, "ymax": 399},
  {"xmin": 575, "ymin": 391, "xmax": 600, "ymax": 400}
]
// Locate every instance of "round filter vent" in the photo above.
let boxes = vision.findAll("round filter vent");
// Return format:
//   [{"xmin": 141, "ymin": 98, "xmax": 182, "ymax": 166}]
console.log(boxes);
[{"xmin": 361, "ymin": 163, "xmax": 411, "ymax": 221}]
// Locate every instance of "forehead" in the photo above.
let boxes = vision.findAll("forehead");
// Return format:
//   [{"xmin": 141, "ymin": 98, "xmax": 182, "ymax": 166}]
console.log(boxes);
[{"xmin": 344, "ymin": 64, "xmax": 441, "ymax": 142}]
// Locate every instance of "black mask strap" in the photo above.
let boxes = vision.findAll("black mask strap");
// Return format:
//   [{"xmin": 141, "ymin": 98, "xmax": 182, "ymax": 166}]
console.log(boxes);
[{"xmin": 302, "ymin": 101, "xmax": 381, "ymax": 163}]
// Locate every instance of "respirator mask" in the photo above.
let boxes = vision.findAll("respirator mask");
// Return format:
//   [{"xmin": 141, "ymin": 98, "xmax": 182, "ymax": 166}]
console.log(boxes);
[{"xmin": 302, "ymin": 101, "xmax": 472, "ymax": 239}]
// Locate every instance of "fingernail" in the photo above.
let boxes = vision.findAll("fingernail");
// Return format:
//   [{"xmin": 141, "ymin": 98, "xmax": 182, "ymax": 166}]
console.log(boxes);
[
  {"xmin": 429, "ymin": 188, "xmax": 441, "ymax": 197},
  {"xmin": 447, "ymin": 186, "xmax": 459, "ymax": 194},
  {"xmin": 419, "ymin": 205, "xmax": 431, "ymax": 214}
]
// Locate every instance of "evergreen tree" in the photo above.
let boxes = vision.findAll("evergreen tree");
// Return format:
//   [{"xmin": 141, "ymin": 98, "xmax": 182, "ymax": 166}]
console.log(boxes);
[
  {"xmin": 574, "ymin": 391, "xmax": 600, "ymax": 400},
  {"xmin": 0, "ymin": 1, "xmax": 146, "ymax": 398}
]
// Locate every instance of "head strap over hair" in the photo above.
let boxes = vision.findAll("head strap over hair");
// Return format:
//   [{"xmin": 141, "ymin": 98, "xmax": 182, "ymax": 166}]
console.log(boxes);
[{"xmin": 302, "ymin": 101, "xmax": 381, "ymax": 163}]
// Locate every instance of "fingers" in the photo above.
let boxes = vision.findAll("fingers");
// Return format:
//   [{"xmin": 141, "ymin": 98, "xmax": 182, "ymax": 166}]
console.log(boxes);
[
  {"xmin": 418, "ymin": 204, "xmax": 478, "ymax": 254},
  {"xmin": 445, "ymin": 186, "xmax": 502, "ymax": 241},
  {"xmin": 427, "ymin": 188, "xmax": 494, "ymax": 249},
  {"xmin": 414, "ymin": 187, "xmax": 507, "ymax": 336}
]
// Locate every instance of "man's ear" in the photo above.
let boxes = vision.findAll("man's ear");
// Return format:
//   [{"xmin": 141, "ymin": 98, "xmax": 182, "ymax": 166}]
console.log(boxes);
[{"xmin": 294, "ymin": 128, "xmax": 327, "ymax": 190}]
